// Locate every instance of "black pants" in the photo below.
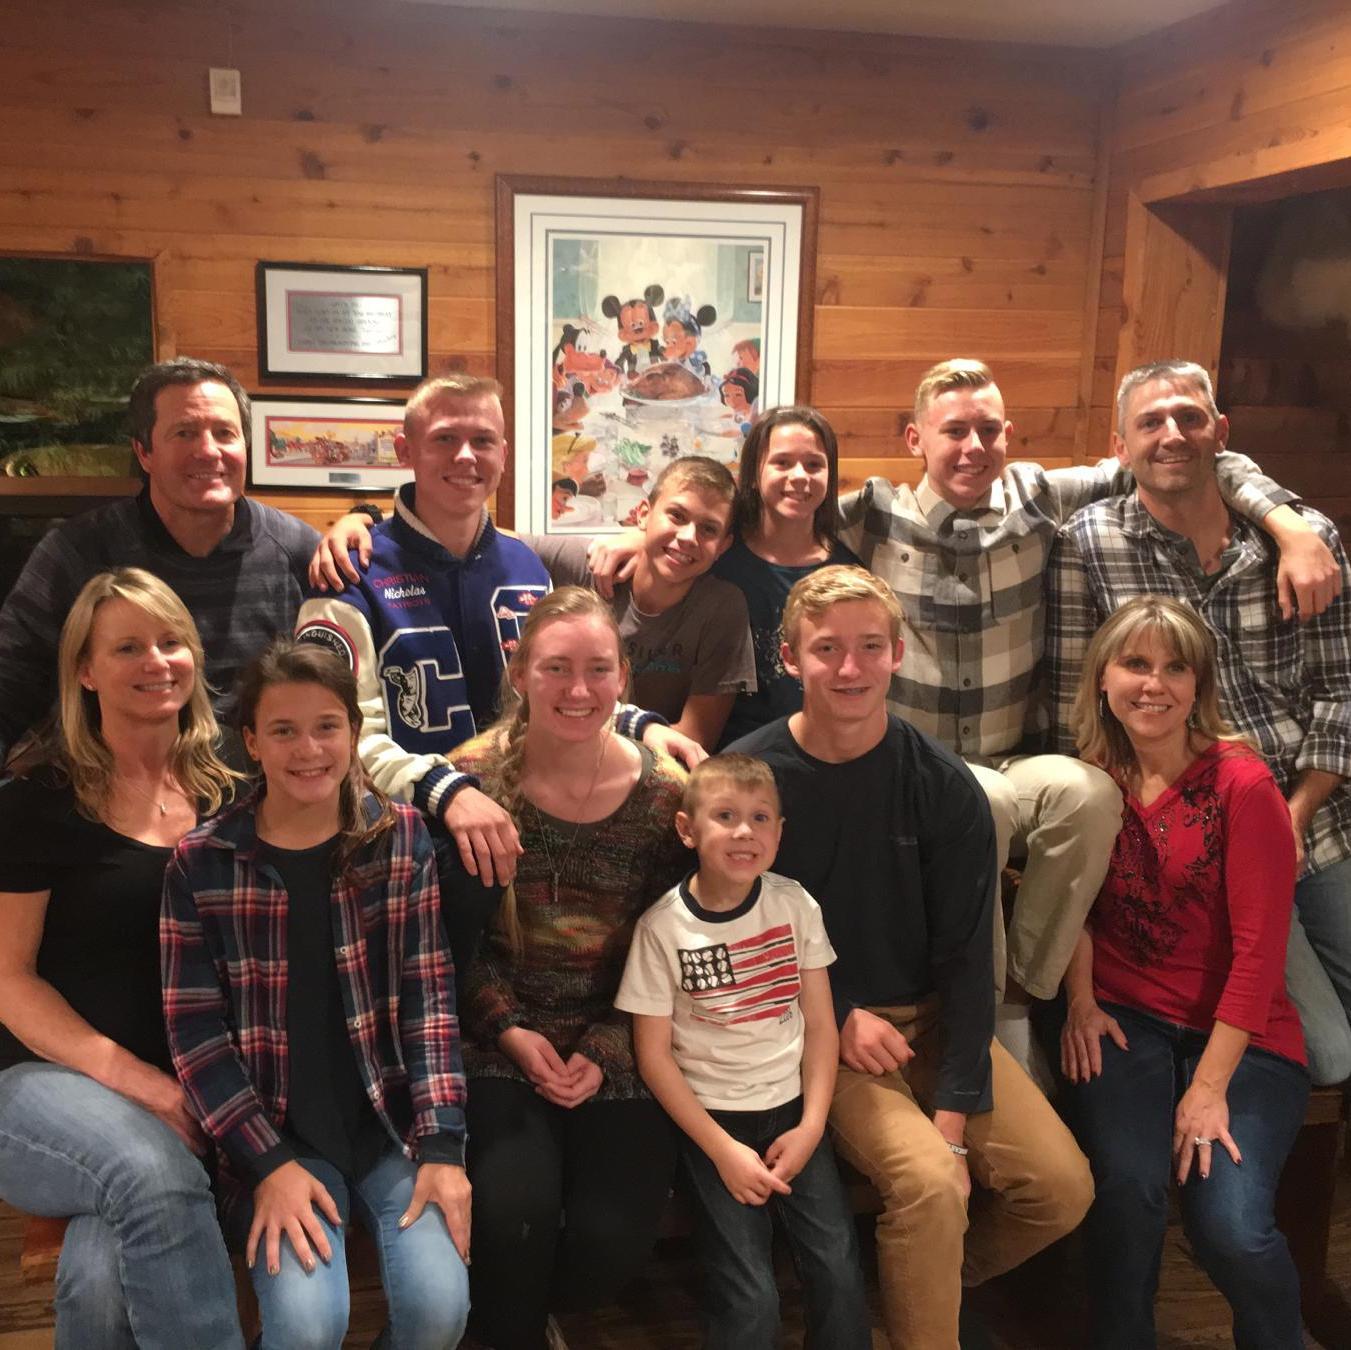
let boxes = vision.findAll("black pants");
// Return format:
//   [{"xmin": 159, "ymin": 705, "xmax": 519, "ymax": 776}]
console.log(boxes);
[{"xmin": 465, "ymin": 1077, "xmax": 677, "ymax": 1349}]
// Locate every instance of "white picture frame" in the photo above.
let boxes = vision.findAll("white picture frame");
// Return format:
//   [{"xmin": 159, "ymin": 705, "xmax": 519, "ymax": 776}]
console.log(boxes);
[{"xmin": 495, "ymin": 176, "xmax": 818, "ymax": 533}]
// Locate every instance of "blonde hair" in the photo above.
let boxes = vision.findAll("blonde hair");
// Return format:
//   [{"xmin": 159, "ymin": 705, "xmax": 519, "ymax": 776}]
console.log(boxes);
[
  {"xmin": 1072, "ymin": 594, "xmax": 1245, "ymax": 777},
  {"xmin": 56, "ymin": 568, "xmax": 238, "ymax": 820},
  {"xmin": 912, "ymin": 358, "xmax": 995, "ymax": 424},
  {"xmin": 403, "ymin": 372, "xmax": 504, "ymax": 436},
  {"xmin": 781, "ymin": 564, "xmax": 904, "ymax": 653},
  {"xmin": 682, "ymin": 752, "xmax": 780, "ymax": 817},
  {"xmin": 479, "ymin": 587, "xmax": 629, "ymax": 951},
  {"xmin": 236, "ymin": 639, "xmax": 395, "ymax": 876}
]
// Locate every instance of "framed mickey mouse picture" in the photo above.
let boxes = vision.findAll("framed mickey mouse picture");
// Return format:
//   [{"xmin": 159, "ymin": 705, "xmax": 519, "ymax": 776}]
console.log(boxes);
[{"xmin": 495, "ymin": 175, "xmax": 818, "ymax": 532}]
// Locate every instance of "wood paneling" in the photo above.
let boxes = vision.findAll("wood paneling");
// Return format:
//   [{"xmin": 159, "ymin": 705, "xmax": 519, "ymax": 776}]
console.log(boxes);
[
  {"xmin": 0, "ymin": 0, "xmax": 1108, "ymax": 519},
  {"xmin": 1093, "ymin": 0, "xmax": 1351, "ymax": 465}
]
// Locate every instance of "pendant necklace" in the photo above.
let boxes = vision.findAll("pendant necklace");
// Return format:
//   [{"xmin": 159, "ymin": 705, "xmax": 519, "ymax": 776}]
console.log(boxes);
[
  {"xmin": 116, "ymin": 772, "xmax": 181, "ymax": 817},
  {"xmin": 532, "ymin": 735, "xmax": 608, "ymax": 904}
]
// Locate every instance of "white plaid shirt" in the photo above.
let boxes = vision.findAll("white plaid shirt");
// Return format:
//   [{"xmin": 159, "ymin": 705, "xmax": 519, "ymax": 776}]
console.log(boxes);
[
  {"xmin": 839, "ymin": 455, "xmax": 1286, "ymax": 763},
  {"xmin": 1047, "ymin": 494, "xmax": 1351, "ymax": 874}
]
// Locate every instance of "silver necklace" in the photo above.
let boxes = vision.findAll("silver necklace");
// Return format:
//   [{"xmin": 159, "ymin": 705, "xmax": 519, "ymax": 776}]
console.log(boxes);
[
  {"xmin": 116, "ymin": 772, "xmax": 181, "ymax": 817},
  {"xmin": 531, "ymin": 737, "xmax": 608, "ymax": 904}
]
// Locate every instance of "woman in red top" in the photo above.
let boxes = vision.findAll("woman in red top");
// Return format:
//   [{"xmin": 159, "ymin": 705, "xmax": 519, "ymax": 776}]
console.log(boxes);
[{"xmin": 1060, "ymin": 595, "xmax": 1308, "ymax": 1350}]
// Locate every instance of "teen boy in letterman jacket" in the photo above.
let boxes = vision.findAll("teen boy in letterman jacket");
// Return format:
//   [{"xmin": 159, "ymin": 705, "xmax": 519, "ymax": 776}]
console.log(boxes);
[{"xmin": 296, "ymin": 375, "xmax": 684, "ymax": 974}]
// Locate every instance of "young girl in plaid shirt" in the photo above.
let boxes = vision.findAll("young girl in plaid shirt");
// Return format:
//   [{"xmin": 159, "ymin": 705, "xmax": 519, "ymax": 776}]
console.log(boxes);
[{"xmin": 162, "ymin": 641, "xmax": 470, "ymax": 1350}]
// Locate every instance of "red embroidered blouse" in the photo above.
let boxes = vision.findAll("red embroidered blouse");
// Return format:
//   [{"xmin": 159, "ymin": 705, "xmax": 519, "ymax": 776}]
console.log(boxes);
[{"xmin": 1091, "ymin": 742, "xmax": 1306, "ymax": 1066}]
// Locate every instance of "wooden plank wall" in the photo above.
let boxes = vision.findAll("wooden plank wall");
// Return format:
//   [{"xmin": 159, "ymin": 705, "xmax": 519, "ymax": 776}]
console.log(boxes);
[
  {"xmin": 0, "ymin": 0, "xmax": 1108, "ymax": 527},
  {"xmin": 1093, "ymin": 0, "xmax": 1351, "ymax": 523}
]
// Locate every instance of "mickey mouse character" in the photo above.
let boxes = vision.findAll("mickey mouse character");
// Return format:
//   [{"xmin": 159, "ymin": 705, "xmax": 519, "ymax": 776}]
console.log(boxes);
[
  {"xmin": 601, "ymin": 284, "xmax": 664, "ymax": 378},
  {"xmin": 661, "ymin": 295, "xmax": 717, "ymax": 379}
]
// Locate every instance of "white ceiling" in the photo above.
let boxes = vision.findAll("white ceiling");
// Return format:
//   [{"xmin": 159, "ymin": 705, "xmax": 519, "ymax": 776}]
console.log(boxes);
[{"xmin": 405, "ymin": 0, "xmax": 1223, "ymax": 48}]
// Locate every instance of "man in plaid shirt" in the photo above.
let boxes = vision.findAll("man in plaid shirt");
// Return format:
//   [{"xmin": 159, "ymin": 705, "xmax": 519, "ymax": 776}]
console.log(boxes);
[
  {"xmin": 839, "ymin": 359, "xmax": 1335, "ymax": 1074},
  {"xmin": 1047, "ymin": 358, "xmax": 1351, "ymax": 1085}
]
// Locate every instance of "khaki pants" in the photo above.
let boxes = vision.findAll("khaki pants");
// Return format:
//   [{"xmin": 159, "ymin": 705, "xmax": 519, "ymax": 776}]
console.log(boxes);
[
  {"xmin": 828, "ymin": 1002, "xmax": 1093, "ymax": 1350},
  {"xmin": 969, "ymin": 755, "xmax": 1123, "ymax": 999}
]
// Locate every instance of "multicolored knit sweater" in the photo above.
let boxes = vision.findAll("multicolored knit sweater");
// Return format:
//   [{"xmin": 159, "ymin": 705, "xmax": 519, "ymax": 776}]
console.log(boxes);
[{"xmin": 456, "ymin": 737, "xmax": 687, "ymax": 1100}]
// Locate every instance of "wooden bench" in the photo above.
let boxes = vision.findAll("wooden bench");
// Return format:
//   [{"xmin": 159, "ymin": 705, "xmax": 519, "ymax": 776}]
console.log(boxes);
[{"xmin": 18, "ymin": 1089, "xmax": 1351, "ymax": 1344}]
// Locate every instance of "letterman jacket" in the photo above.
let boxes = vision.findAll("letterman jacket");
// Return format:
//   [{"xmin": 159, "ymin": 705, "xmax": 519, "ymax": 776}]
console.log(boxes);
[{"xmin": 296, "ymin": 487, "xmax": 658, "ymax": 818}]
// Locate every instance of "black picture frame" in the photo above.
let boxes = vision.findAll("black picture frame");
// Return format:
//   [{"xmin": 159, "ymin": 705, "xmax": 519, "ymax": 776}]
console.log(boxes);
[{"xmin": 256, "ymin": 261, "xmax": 428, "ymax": 384}]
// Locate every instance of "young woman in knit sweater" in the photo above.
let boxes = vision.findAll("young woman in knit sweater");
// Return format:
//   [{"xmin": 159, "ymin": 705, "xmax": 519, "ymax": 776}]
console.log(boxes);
[{"xmin": 453, "ymin": 586, "xmax": 688, "ymax": 1350}]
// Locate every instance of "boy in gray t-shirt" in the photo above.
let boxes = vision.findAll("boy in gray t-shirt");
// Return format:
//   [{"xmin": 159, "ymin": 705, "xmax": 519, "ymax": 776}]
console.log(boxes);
[{"xmin": 527, "ymin": 456, "xmax": 755, "ymax": 748}]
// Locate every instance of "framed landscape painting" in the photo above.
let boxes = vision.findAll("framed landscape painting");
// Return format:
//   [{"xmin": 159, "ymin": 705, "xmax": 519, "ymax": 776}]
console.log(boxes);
[{"xmin": 496, "ymin": 176, "xmax": 818, "ymax": 532}]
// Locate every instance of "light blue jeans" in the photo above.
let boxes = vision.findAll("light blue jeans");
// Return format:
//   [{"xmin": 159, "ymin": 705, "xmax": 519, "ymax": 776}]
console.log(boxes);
[
  {"xmin": 1286, "ymin": 854, "xmax": 1351, "ymax": 1085},
  {"xmin": 0, "ymin": 1061, "xmax": 242, "ymax": 1350},
  {"xmin": 230, "ymin": 1147, "xmax": 469, "ymax": 1350}
]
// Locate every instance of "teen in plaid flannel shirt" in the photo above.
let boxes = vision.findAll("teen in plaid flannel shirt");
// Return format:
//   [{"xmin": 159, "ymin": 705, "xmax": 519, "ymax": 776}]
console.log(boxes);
[{"xmin": 838, "ymin": 359, "xmax": 1333, "ymax": 1032}]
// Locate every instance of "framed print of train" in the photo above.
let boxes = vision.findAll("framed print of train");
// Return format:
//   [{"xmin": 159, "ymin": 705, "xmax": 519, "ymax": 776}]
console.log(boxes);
[{"xmin": 496, "ymin": 176, "xmax": 819, "ymax": 533}]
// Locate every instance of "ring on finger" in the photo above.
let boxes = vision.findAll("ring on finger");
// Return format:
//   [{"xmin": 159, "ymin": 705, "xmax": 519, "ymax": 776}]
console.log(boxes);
[{"xmin": 1193, "ymin": 1135, "xmax": 1214, "ymax": 1146}]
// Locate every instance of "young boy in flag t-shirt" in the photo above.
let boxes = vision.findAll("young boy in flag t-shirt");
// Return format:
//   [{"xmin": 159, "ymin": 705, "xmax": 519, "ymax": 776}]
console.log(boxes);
[{"xmin": 615, "ymin": 754, "xmax": 870, "ymax": 1349}]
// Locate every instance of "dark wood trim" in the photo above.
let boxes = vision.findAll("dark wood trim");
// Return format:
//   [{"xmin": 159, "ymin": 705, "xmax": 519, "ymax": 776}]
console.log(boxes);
[{"xmin": 493, "ymin": 173, "xmax": 519, "ymax": 528}]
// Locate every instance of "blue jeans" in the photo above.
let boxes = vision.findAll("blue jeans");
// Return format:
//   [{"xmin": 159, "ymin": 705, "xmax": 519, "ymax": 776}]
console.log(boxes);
[
  {"xmin": 1287, "ymin": 854, "xmax": 1351, "ymax": 1084},
  {"xmin": 229, "ymin": 1146, "xmax": 469, "ymax": 1350},
  {"xmin": 680, "ymin": 1096, "xmax": 871, "ymax": 1350},
  {"xmin": 1070, "ymin": 1003, "xmax": 1309, "ymax": 1350},
  {"xmin": 0, "ymin": 1061, "xmax": 242, "ymax": 1350}
]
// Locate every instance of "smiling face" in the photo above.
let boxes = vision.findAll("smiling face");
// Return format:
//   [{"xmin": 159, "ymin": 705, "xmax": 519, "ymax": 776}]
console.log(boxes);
[
  {"xmin": 242, "ymin": 680, "xmax": 355, "ymax": 815},
  {"xmin": 662, "ymin": 321, "xmax": 697, "ymax": 363},
  {"xmin": 511, "ymin": 612, "xmax": 627, "ymax": 743},
  {"xmin": 638, "ymin": 481, "xmax": 733, "ymax": 585},
  {"xmin": 783, "ymin": 599, "xmax": 903, "ymax": 728},
  {"xmin": 395, "ymin": 392, "xmax": 507, "ymax": 521},
  {"xmin": 1114, "ymin": 376, "xmax": 1228, "ymax": 502},
  {"xmin": 906, "ymin": 382, "xmax": 1010, "ymax": 509},
  {"xmin": 677, "ymin": 783, "xmax": 783, "ymax": 892},
  {"xmin": 1100, "ymin": 628, "xmax": 1197, "ymax": 754},
  {"xmin": 134, "ymin": 380, "xmax": 246, "ymax": 519},
  {"xmin": 757, "ymin": 422, "xmax": 830, "ymax": 526},
  {"xmin": 618, "ymin": 301, "xmax": 658, "ymax": 347},
  {"xmin": 79, "ymin": 596, "xmax": 196, "ymax": 728},
  {"xmin": 721, "ymin": 381, "xmax": 752, "ymax": 418}
]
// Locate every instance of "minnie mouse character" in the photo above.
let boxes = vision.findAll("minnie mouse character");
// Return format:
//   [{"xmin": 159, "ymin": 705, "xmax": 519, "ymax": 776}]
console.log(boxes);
[
  {"xmin": 601, "ymin": 284, "xmax": 664, "ymax": 378},
  {"xmin": 660, "ymin": 296, "xmax": 716, "ymax": 379}
]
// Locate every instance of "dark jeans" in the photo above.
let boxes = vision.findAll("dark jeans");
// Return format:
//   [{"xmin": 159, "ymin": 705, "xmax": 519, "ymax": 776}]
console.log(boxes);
[
  {"xmin": 465, "ymin": 1077, "xmax": 677, "ymax": 1350},
  {"xmin": 1070, "ymin": 1002, "xmax": 1310, "ymax": 1350},
  {"xmin": 681, "ymin": 1096, "xmax": 871, "ymax": 1350}
]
